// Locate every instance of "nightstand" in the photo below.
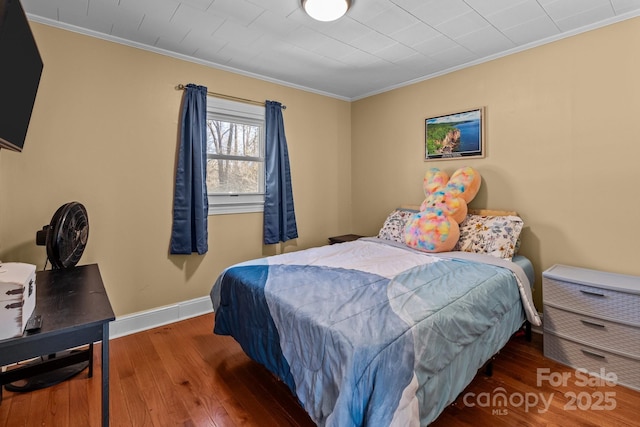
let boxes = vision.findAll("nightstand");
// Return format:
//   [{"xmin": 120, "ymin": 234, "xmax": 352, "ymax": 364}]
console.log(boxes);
[
  {"xmin": 542, "ymin": 264, "xmax": 640, "ymax": 391},
  {"xmin": 328, "ymin": 234, "xmax": 364, "ymax": 244}
]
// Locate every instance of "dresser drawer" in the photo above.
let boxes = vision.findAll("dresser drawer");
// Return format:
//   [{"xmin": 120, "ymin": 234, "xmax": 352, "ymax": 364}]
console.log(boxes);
[
  {"xmin": 544, "ymin": 306, "xmax": 640, "ymax": 358},
  {"xmin": 543, "ymin": 276, "xmax": 640, "ymax": 325},
  {"xmin": 544, "ymin": 333, "xmax": 640, "ymax": 391}
]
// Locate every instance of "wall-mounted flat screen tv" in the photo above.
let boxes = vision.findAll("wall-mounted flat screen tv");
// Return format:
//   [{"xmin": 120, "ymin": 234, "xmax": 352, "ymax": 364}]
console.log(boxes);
[{"xmin": 0, "ymin": 0, "xmax": 43, "ymax": 152}]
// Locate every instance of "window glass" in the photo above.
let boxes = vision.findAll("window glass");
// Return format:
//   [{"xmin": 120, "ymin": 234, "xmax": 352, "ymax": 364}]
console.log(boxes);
[{"xmin": 206, "ymin": 97, "xmax": 265, "ymax": 215}]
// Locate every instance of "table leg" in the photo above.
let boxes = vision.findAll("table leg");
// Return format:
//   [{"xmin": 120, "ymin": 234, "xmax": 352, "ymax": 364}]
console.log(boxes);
[
  {"xmin": 101, "ymin": 323, "xmax": 110, "ymax": 427},
  {"xmin": 88, "ymin": 342, "xmax": 94, "ymax": 378}
]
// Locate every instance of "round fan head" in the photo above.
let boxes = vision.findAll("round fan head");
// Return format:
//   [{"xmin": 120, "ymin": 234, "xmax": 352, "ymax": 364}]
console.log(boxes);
[{"xmin": 41, "ymin": 202, "xmax": 89, "ymax": 269}]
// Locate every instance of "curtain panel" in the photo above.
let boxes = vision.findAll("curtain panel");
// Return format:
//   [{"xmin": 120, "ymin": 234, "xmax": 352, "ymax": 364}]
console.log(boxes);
[
  {"xmin": 263, "ymin": 100, "xmax": 298, "ymax": 244},
  {"xmin": 170, "ymin": 84, "xmax": 209, "ymax": 255}
]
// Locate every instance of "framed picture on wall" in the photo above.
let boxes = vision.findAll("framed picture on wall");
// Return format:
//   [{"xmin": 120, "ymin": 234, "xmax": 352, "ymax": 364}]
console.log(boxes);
[{"xmin": 425, "ymin": 107, "xmax": 485, "ymax": 160}]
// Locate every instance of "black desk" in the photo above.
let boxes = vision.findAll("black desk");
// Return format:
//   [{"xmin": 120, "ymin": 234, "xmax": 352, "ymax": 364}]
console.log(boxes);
[{"xmin": 0, "ymin": 264, "xmax": 114, "ymax": 426}]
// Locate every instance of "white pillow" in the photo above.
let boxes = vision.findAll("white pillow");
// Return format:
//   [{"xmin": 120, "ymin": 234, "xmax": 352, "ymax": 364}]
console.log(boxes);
[
  {"xmin": 377, "ymin": 208, "xmax": 418, "ymax": 243},
  {"xmin": 454, "ymin": 214, "xmax": 524, "ymax": 260}
]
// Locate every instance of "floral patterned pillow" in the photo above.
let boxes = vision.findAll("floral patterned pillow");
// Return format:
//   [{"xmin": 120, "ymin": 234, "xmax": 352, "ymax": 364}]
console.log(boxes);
[
  {"xmin": 377, "ymin": 208, "xmax": 418, "ymax": 243},
  {"xmin": 453, "ymin": 214, "xmax": 524, "ymax": 260}
]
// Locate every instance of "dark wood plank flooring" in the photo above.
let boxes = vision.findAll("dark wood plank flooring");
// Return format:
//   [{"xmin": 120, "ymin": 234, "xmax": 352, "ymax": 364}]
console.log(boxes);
[{"xmin": 1, "ymin": 313, "xmax": 638, "ymax": 426}]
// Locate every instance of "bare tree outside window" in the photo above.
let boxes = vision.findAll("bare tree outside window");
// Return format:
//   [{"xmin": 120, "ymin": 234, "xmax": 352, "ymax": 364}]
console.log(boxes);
[
  {"xmin": 206, "ymin": 119, "xmax": 262, "ymax": 194},
  {"xmin": 205, "ymin": 97, "xmax": 265, "ymax": 215}
]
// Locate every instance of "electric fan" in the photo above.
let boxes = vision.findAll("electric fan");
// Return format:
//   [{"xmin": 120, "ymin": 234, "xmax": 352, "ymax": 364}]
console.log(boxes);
[
  {"xmin": 4, "ymin": 202, "xmax": 90, "ymax": 394},
  {"xmin": 35, "ymin": 201, "xmax": 89, "ymax": 269}
]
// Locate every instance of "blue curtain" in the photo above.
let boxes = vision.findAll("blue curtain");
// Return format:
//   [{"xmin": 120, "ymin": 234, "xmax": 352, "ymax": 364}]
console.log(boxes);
[
  {"xmin": 170, "ymin": 84, "xmax": 208, "ymax": 254},
  {"xmin": 263, "ymin": 101, "xmax": 298, "ymax": 244}
]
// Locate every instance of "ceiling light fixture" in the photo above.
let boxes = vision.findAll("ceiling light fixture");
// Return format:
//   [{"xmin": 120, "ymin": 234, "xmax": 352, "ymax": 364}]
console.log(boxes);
[{"xmin": 302, "ymin": 0, "xmax": 351, "ymax": 22}]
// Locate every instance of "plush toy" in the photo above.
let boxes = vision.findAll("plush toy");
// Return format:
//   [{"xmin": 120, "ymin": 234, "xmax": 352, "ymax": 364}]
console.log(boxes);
[{"xmin": 404, "ymin": 166, "xmax": 481, "ymax": 252}]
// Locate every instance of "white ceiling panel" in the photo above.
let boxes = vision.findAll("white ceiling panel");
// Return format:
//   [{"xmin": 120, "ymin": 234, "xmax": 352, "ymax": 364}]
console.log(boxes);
[
  {"xmin": 412, "ymin": 0, "xmax": 473, "ymax": 27},
  {"xmin": 412, "ymin": 34, "xmax": 462, "ymax": 56},
  {"xmin": 430, "ymin": 44, "xmax": 476, "ymax": 68},
  {"xmin": 612, "ymin": 0, "xmax": 640, "ymax": 14},
  {"xmin": 393, "ymin": 51, "xmax": 428, "ymax": 69},
  {"xmin": 316, "ymin": 17, "xmax": 372, "ymax": 43},
  {"xmin": 484, "ymin": 2, "xmax": 548, "ymax": 31},
  {"xmin": 390, "ymin": 0, "xmax": 431, "ymax": 13},
  {"xmin": 539, "ymin": 0, "xmax": 612, "ymax": 20},
  {"xmin": 455, "ymin": 26, "xmax": 515, "ymax": 57},
  {"xmin": 54, "ymin": 0, "xmax": 87, "ymax": 23},
  {"xmin": 246, "ymin": 0, "xmax": 298, "ymax": 16},
  {"xmin": 347, "ymin": 0, "xmax": 395, "ymax": 23},
  {"xmin": 59, "ymin": 2, "xmax": 113, "ymax": 34},
  {"xmin": 338, "ymin": 48, "xmax": 386, "ymax": 68},
  {"xmin": 187, "ymin": 34, "xmax": 227, "ymax": 59},
  {"xmin": 312, "ymin": 37, "xmax": 359, "ymax": 60},
  {"xmin": 433, "ymin": 10, "xmax": 489, "ymax": 39},
  {"xmin": 179, "ymin": 0, "xmax": 213, "ymax": 12},
  {"xmin": 554, "ymin": 4, "xmax": 616, "ymax": 31},
  {"xmin": 502, "ymin": 15, "xmax": 561, "ymax": 45},
  {"xmin": 248, "ymin": 10, "xmax": 299, "ymax": 37},
  {"xmin": 21, "ymin": 0, "xmax": 59, "ymax": 17},
  {"xmin": 349, "ymin": 30, "xmax": 397, "ymax": 54},
  {"xmin": 217, "ymin": 41, "xmax": 259, "ymax": 64},
  {"xmin": 22, "ymin": 0, "xmax": 640, "ymax": 100},
  {"xmin": 213, "ymin": 19, "xmax": 262, "ymax": 46},
  {"xmin": 289, "ymin": 26, "xmax": 335, "ymax": 51},
  {"xmin": 463, "ymin": 0, "xmax": 529, "ymax": 16},
  {"xmin": 170, "ymin": 4, "xmax": 224, "ymax": 34},
  {"xmin": 360, "ymin": 6, "xmax": 420, "ymax": 35},
  {"xmin": 374, "ymin": 42, "xmax": 421, "ymax": 63},
  {"xmin": 390, "ymin": 22, "xmax": 443, "ymax": 48},
  {"xmin": 117, "ymin": 0, "xmax": 179, "ymax": 22},
  {"xmin": 208, "ymin": 0, "xmax": 263, "ymax": 26},
  {"xmin": 139, "ymin": 17, "xmax": 190, "ymax": 49}
]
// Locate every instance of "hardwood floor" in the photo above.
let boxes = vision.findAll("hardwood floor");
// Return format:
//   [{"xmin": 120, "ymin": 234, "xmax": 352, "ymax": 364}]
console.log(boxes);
[{"xmin": 1, "ymin": 313, "xmax": 639, "ymax": 426}]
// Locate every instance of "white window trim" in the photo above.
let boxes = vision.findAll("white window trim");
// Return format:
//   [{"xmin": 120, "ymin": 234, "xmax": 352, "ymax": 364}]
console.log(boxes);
[{"xmin": 206, "ymin": 97, "xmax": 265, "ymax": 215}]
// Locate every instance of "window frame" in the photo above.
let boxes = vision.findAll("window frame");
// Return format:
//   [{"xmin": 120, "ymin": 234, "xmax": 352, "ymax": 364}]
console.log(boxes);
[{"xmin": 206, "ymin": 97, "xmax": 265, "ymax": 215}]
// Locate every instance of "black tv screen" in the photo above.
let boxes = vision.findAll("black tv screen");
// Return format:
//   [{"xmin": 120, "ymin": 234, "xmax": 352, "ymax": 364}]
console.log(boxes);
[{"xmin": 0, "ymin": 0, "xmax": 43, "ymax": 152}]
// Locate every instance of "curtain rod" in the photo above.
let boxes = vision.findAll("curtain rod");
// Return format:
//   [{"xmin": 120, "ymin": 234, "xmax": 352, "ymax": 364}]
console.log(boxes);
[{"xmin": 176, "ymin": 84, "xmax": 286, "ymax": 109}]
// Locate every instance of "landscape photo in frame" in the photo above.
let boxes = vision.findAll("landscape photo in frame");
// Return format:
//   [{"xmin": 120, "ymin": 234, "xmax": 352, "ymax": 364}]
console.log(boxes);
[{"xmin": 425, "ymin": 107, "xmax": 485, "ymax": 160}]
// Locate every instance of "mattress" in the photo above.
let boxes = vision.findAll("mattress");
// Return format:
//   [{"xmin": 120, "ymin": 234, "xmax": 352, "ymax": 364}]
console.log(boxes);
[{"xmin": 210, "ymin": 238, "xmax": 540, "ymax": 426}]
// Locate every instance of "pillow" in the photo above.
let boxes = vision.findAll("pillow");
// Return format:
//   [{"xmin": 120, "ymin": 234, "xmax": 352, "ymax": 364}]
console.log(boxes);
[
  {"xmin": 378, "ymin": 208, "xmax": 418, "ymax": 243},
  {"xmin": 453, "ymin": 214, "xmax": 524, "ymax": 260}
]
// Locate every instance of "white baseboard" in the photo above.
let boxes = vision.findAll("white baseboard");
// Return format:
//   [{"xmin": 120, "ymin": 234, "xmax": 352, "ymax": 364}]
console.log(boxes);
[{"xmin": 108, "ymin": 296, "xmax": 213, "ymax": 339}]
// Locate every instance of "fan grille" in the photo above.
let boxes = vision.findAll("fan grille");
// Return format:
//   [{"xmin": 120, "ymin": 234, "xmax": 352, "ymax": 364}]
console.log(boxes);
[{"xmin": 42, "ymin": 202, "xmax": 89, "ymax": 269}]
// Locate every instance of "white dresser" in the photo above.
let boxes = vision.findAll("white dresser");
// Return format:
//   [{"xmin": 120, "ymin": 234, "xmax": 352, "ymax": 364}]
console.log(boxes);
[{"xmin": 542, "ymin": 264, "xmax": 640, "ymax": 391}]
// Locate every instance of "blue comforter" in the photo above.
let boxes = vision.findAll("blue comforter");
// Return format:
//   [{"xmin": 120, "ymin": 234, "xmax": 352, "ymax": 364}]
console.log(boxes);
[{"xmin": 211, "ymin": 240, "xmax": 531, "ymax": 426}]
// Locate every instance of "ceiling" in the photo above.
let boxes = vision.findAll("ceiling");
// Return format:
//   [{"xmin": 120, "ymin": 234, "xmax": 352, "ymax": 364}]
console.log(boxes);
[{"xmin": 22, "ymin": 0, "xmax": 640, "ymax": 100}]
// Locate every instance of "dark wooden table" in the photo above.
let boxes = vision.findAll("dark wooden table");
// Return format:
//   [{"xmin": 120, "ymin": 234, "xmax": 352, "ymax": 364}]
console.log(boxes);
[{"xmin": 0, "ymin": 263, "xmax": 114, "ymax": 426}]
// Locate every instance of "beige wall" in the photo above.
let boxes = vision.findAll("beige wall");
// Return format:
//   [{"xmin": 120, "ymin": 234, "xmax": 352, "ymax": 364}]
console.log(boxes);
[
  {"xmin": 0, "ymin": 23, "xmax": 352, "ymax": 316},
  {"xmin": 352, "ymin": 17, "xmax": 640, "ymax": 309}
]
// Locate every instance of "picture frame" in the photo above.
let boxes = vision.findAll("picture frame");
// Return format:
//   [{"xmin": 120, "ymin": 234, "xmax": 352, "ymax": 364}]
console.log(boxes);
[{"xmin": 425, "ymin": 107, "xmax": 485, "ymax": 161}]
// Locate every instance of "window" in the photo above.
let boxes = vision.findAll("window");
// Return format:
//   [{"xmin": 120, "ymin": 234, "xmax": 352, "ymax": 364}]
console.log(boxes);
[{"xmin": 206, "ymin": 97, "xmax": 265, "ymax": 215}]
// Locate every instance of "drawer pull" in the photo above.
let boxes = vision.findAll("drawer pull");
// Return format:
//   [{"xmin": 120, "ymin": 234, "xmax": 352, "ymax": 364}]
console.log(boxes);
[
  {"xmin": 580, "ymin": 320, "xmax": 605, "ymax": 329},
  {"xmin": 581, "ymin": 349, "xmax": 606, "ymax": 359},
  {"xmin": 580, "ymin": 290, "xmax": 606, "ymax": 298}
]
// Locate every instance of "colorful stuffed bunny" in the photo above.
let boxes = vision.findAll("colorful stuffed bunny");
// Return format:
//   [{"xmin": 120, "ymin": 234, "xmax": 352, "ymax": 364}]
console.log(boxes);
[{"xmin": 404, "ymin": 166, "xmax": 481, "ymax": 252}]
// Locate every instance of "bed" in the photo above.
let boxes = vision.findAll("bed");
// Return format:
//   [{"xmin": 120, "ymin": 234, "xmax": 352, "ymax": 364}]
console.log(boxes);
[{"xmin": 210, "ymin": 208, "xmax": 541, "ymax": 426}]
